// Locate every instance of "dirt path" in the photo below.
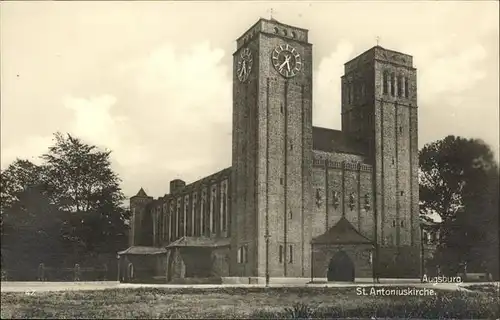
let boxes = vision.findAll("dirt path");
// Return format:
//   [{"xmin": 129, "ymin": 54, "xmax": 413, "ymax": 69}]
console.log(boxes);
[{"xmin": 2, "ymin": 280, "xmax": 497, "ymax": 293}]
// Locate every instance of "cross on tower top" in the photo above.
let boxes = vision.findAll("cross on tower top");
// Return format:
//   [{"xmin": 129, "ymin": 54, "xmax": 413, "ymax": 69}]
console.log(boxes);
[
  {"xmin": 268, "ymin": 8, "xmax": 277, "ymax": 20},
  {"xmin": 376, "ymin": 36, "xmax": 381, "ymax": 46}
]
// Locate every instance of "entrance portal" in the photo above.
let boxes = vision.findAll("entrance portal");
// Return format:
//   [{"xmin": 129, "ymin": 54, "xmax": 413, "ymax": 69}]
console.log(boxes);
[{"xmin": 327, "ymin": 251, "xmax": 355, "ymax": 282}]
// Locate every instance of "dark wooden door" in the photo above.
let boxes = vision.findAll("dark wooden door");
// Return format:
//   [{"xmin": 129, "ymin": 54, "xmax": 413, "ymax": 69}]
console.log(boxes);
[{"xmin": 327, "ymin": 251, "xmax": 355, "ymax": 282}]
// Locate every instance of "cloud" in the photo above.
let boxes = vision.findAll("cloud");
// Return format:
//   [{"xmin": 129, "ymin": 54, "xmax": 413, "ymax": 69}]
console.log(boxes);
[
  {"xmin": 414, "ymin": 43, "xmax": 488, "ymax": 105},
  {"xmin": 1, "ymin": 41, "xmax": 233, "ymax": 199},
  {"xmin": 0, "ymin": 135, "xmax": 53, "ymax": 167},
  {"xmin": 1, "ymin": 2, "xmax": 497, "ymax": 198},
  {"xmin": 313, "ymin": 40, "xmax": 354, "ymax": 129},
  {"xmin": 74, "ymin": 42, "xmax": 232, "ymax": 197}
]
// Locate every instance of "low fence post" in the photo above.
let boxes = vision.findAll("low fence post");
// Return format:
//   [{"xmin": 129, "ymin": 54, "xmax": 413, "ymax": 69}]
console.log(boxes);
[
  {"xmin": 103, "ymin": 263, "xmax": 108, "ymax": 281},
  {"xmin": 38, "ymin": 263, "xmax": 45, "ymax": 281},
  {"xmin": 117, "ymin": 256, "xmax": 121, "ymax": 282},
  {"xmin": 74, "ymin": 264, "xmax": 81, "ymax": 281}
]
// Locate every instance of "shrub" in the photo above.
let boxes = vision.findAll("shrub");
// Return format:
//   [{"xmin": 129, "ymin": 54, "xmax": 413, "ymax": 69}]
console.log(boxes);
[{"xmin": 283, "ymin": 303, "xmax": 314, "ymax": 319}]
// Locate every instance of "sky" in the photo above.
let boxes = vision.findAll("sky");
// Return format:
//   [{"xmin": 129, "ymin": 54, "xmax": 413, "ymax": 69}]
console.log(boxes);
[{"xmin": 1, "ymin": 1, "xmax": 499, "ymax": 200}]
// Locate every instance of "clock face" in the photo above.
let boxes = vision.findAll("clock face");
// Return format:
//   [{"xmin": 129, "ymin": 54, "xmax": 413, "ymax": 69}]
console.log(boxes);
[
  {"xmin": 237, "ymin": 48, "xmax": 253, "ymax": 82},
  {"xmin": 272, "ymin": 44, "xmax": 302, "ymax": 78}
]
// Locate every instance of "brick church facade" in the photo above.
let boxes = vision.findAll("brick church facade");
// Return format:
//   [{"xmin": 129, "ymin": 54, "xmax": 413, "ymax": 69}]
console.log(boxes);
[{"xmin": 119, "ymin": 18, "xmax": 421, "ymax": 283}]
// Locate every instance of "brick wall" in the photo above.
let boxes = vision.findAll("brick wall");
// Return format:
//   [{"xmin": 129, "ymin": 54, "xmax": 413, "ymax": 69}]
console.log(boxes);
[
  {"xmin": 342, "ymin": 46, "xmax": 420, "ymax": 277},
  {"xmin": 232, "ymin": 18, "xmax": 313, "ymax": 278},
  {"xmin": 129, "ymin": 195, "xmax": 153, "ymax": 246}
]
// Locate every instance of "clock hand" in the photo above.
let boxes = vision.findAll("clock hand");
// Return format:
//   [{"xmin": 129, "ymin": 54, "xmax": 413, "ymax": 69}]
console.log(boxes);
[
  {"xmin": 283, "ymin": 55, "xmax": 292, "ymax": 72},
  {"xmin": 239, "ymin": 66, "xmax": 246, "ymax": 77},
  {"xmin": 279, "ymin": 59, "xmax": 288, "ymax": 71},
  {"xmin": 239, "ymin": 61, "xmax": 247, "ymax": 77}
]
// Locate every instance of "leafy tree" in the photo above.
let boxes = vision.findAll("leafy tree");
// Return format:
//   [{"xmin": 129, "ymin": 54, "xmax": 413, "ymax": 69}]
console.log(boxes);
[
  {"xmin": 39, "ymin": 133, "xmax": 129, "ymax": 262},
  {"xmin": 41, "ymin": 133, "xmax": 125, "ymax": 213},
  {"xmin": 419, "ymin": 135, "xmax": 499, "ymax": 277},
  {"xmin": 1, "ymin": 132, "xmax": 130, "ymax": 277},
  {"xmin": 1, "ymin": 159, "xmax": 45, "ymax": 215},
  {"xmin": 2, "ymin": 184, "xmax": 65, "ymax": 278}
]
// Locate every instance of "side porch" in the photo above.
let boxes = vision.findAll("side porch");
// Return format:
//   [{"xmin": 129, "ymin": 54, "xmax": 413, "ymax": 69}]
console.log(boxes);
[{"xmin": 117, "ymin": 237, "xmax": 231, "ymax": 283}]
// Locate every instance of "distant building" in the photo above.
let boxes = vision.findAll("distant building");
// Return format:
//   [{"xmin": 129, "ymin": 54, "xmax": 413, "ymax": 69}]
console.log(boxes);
[
  {"xmin": 419, "ymin": 214, "xmax": 441, "ymax": 275},
  {"xmin": 119, "ymin": 18, "xmax": 421, "ymax": 283}
]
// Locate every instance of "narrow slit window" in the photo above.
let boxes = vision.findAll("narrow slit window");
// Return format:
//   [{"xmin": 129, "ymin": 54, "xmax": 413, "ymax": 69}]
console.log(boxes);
[
  {"xmin": 279, "ymin": 245, "xmax": 284, "ymax": 263},
  {"xmin": 347, "ymin": 84, "xmax": 351, "ymax": 104},
  {"xmin": 404, "ymin": 78, "xmax": 409, "ymax": 98},
  {"xmin": 390, "ymin": 73, "xmax": 395, "ymax": 96},
  {"xmin": 288, "ymin": 245, "xmax": 293, "ymax": 263},
  {"xmin": 397, "ymin": 76, "xmax": 403, "ymax": 97},
  {"xmin": 383, "ymin": 72, "xmax": 388, "ymax": 94}
]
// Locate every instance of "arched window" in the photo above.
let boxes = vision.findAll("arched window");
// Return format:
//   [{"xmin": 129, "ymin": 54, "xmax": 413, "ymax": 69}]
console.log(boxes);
[
  {"xmin": 177, "ymin": 199, "xmax": 183, "ymax": 238},
  {"xmin": 192, "ymin": 193, "xmax": 198, "ymax": 236},
  {"xmin": 404, "ymin": 77, "xmax": 409, "ymax": 98},
  {"xmin": 222, "ymin": 193, "xmax": 227, "ymax": 231},
  {"xmin": 383, "ymin": 71, "xmax": 389, "ymax": 94},
  {"xmin": 347, "ymin": 83, "xmax": 351, "ymax": 104},
  {"xmin": 350, "ymin": 83, "xmax": 354, "ymax": 103},
  {"xmin": 390, "ymin": 73, "xmax": 395, "ymax": 96},
  {"xmin": 397, "ymin": 76, "xmax": 403, "ymax": 97},
  {"xmin": 211, "ymin": 187, "xmax": 217, "ymax": 233},
  {"xmin": 184, "ymin": 197, "xmax": 190, "ymax": 236}
]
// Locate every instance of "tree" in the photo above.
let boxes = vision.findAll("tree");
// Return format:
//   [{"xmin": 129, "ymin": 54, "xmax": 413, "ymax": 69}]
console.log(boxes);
[
  {"xmin": 39, "ymin": 133, "xmax": 128, "ymax": 263},
  {"xmin": 2, "ymin": 185, "xmax": 65, "ymax": 278},
  {"xmin": 1, "ymin": 132, "xmax": 130, "ymax": 276},
  {"xmin": 419, "ymin": 135, "xmax": 499, "ymax": 277},
  {"xmin": 41, "ymin": 133, "xmax": 125, "ymax": 214},
  {"xmin": 1, "ymin": 159, "xmax": 45, "ymax": 215}
]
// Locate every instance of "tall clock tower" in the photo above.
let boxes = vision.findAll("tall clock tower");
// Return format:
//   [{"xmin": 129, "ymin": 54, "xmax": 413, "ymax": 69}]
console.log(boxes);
[{"xmin": 231, "ymin": 19, "xmax": 313, "ymax": 278}]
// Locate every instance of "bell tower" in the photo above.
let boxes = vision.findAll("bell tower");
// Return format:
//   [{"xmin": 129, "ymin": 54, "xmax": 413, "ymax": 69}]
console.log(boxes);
[
  {"xmin": 230, "ymin": 18, "xmax": 313, "ymax": 278},
  {"xmin": 341, "ymin": 46, "xmax": 420, "ymax": 277}
]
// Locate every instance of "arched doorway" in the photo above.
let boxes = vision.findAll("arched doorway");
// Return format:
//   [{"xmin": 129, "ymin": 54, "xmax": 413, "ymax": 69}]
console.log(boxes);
[{"xmin": 327, "ymin": 251, "xmax": 355, "ymax": 282}]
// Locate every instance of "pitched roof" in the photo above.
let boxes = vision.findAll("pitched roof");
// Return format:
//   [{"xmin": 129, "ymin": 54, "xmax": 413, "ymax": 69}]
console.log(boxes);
[
  {"xmin": 117, "ymin": 246, "xmax": 167, "ymax": 255},
  {"xmin": 134, "ymin": 188, "xmax": 148, "ymax": 197},
  {"xmin": 166, "ymin": 236, "xmax": 231, "ymax": 248},
  {"xmin": 311, "ymin": 217, "xmax": 373, "ymax": 245},
  {"xmin": 312, "ymin": 127, "xmax": 366, "ymax": 155}
]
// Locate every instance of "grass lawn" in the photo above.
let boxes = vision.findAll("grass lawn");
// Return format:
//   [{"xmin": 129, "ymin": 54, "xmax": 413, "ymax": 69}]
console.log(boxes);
[{"xmin": 1, "ymin": 286, "xmax": 499, "ymax": 319}]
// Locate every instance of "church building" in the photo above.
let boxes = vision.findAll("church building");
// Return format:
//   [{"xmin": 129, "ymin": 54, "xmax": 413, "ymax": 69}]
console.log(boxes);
[{"xmin": 119, "ymin": 18, "xmax": 421, "ymax": 283}]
